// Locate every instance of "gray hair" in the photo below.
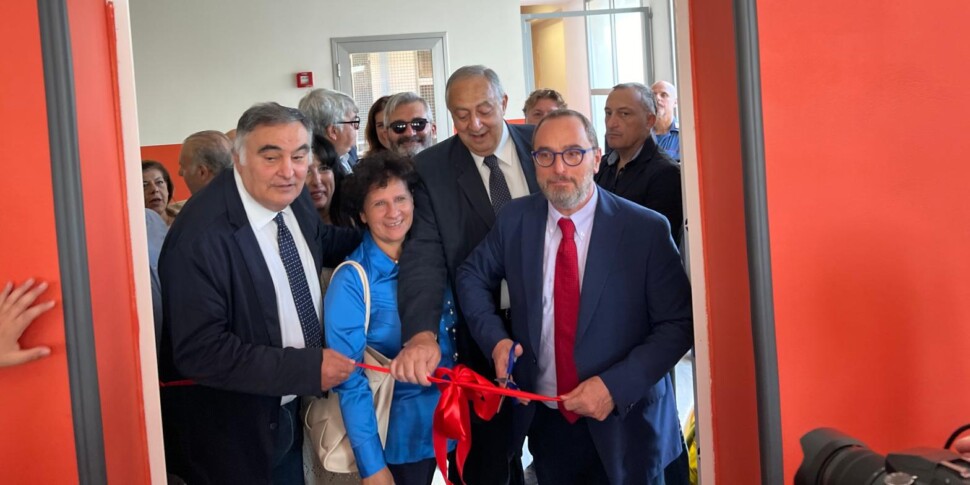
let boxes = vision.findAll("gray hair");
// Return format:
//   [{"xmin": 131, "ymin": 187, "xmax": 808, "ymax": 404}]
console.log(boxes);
[
  {"xmin": 612, "ymin": 82, "xmax": 657, "ymax": 116},
  {"xmin": 651, "ymin": 80, "xmax": 678, "ymax": 100},
  {"xmin": 533, "ymin": 109, "xmax": 599, "ymax": 149},
  {"xmin": 383, "ymin": 92, "xmax": 433, "ymax": 125},
  {"xmin": 234, "ymin": 102, "xmax": 312, "ymax": 159},
  {"xmin": 446, "ymin": 65, "xmax": 505, "ymax": 105},
  {"xmin": 298, "ymin": 88, "xmax": 359, "ymax": 137},
  {"xmin": 181, "ymin": 130, "xmax": 232, "ymax": 172}
]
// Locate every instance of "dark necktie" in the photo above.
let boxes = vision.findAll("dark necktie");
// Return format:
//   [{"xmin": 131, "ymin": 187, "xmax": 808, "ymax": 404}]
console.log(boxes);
[
  {"xmin": 274, "ymin": 212, "xmax": 322, "ymax": 348},
  {"xmin": 483, "ymin": 154, "xmax": 512, "ymax": 214},
  {"xmin": 554, "ymin": 218, "xmax": 581, "ymax": 423}
]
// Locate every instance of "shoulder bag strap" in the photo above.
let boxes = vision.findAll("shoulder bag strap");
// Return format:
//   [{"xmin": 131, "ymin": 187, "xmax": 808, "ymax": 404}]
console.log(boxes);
[{"xmin": 332, "ymin": 260, "xmax": 370, "ymax": 334}]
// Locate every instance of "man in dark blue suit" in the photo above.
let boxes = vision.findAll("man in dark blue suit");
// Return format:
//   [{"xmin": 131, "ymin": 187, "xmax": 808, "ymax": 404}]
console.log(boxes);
[
  {"xmin": 158, "ymin": 102, "xmax": 359, "ymax": 484},
  {"xmin": 457, "ymin": 109, "xmax": 693, "ymax": 484}
]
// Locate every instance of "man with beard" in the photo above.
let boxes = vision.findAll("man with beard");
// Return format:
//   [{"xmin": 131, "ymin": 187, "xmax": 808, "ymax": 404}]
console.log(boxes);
[
  {"xmin": 596, "ymin": 82, "xmax": 683, "ymax": 244},
  {"xmin": 456, "ymin": 109, "xmax": 693, "ymax": 485},
  {"xmin": 384, "ymin": 92, "xmax": 437, "ymax": 157}
]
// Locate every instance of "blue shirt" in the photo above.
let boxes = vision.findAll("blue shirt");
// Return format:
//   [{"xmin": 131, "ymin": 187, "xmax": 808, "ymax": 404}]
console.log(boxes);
[
  {"xmin": 653, "ymin": 119, "xmax": 680, "ymax": 162},
  {"xmin": 324, "ymin": 232, "xmax": 456, "ymax": 477}
]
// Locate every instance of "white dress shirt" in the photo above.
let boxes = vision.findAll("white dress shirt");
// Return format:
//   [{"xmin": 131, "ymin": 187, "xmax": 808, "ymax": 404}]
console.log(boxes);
[
  {"xmin": 234, "ymin": 168, "xmax": 323, "ymax": 405},
  {"xmin": 536, "ymin": 188, "xmax": 599, "ymax": 407},
  {"xmin": 471, "ymin": 122, "xmax": 531, "ymax": 308}
]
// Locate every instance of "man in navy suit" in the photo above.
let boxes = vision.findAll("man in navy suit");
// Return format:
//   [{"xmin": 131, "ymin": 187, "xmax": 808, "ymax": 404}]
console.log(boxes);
[
  {"xmin": 158, "ymin": 102, "xmax": 359, "ymax": 484},
  {"xmin": 391, "ymin": 65, "xmax": 538, "ymax": 484},
  {"xmin": 457, "ymin": 109, "xmax": 693, "ymax": 484}
]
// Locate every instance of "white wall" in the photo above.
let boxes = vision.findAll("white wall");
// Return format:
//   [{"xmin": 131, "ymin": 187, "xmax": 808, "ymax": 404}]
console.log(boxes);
[{"xmin": 131, "ymin": 0, "xmax": 527, "ymax": 146}]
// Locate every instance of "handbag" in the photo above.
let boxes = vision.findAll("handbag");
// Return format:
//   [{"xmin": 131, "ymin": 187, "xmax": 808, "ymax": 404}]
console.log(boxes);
[{"xmin": 303, "ymin": 260, "xmax": 395, "ymax": 474}]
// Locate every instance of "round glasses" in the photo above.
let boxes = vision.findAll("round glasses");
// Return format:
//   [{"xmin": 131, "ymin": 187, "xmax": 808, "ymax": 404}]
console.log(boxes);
[{"xmin": 531, "ymin": 147, "xmax": 596, "ymax": 167}]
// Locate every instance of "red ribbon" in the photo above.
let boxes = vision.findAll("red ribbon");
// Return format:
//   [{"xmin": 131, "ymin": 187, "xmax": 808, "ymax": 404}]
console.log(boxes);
[
  {"xmin": 360, "ymin": 362, "xmax": 560, "ymax": 484},
  {"xmin": 163, "ymin": 362, "xmax": 561, "ymax": 484}
]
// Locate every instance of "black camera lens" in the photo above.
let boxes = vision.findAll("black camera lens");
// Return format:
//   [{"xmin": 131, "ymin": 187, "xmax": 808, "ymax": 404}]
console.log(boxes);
[{"xmin": 796, "ymin": 428, "xmax": 887, "ymax": 485}]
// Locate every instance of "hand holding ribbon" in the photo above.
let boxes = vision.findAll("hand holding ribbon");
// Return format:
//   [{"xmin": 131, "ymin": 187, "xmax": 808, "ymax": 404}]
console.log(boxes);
[{"xmin": 357, "ymin": 362, "xmax": 561, "ymax": 484}]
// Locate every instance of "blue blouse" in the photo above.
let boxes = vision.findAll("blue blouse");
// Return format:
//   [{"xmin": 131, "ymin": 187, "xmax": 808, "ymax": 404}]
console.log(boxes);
[{"xmin": 324, "ymin": 232, "xmax": 456, "ymax": 478}]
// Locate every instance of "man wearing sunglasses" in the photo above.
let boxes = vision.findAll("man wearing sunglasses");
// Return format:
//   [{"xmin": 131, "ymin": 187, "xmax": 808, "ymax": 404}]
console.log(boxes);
[
  {"xmin": 457, "ymin": 109, "xmax": 693, "ymax": 485},
  {"xmin": 383, "ymin": 92, "xmax": 437, "ymax": 157},
  {"xmin": 393, "ymin": 65, "xmax": 539, "ymax": 485}
]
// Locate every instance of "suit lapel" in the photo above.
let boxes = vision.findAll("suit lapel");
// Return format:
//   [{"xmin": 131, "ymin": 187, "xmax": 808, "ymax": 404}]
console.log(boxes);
[
  {"xmin": 292, "ymin": 189, "xmax": 323, "ymax": 271},
  {"xmin": 507, "ymin": 123, "xmax": 540, "ymax": 194},
  {"xmin": 453, "ymin": 139, "xmax": 496, "ymax": 227},
  {"xmin": 521, "ymin": 196, "xmax": 547, "ymax": 357},
  {"xmin": 225, "ymin": 172, "xmax": 284, "ymax": 348},
  {"xmin": 576, "ymin": 189, "xmax": 622, "ymax": 343}
]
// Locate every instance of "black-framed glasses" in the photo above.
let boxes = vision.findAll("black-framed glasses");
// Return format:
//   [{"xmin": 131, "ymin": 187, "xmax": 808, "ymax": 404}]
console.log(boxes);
[
  {"xmin": 335, "ymin": 117, "xmax": 360, "ymax": 130},
  {"xmin": 388, "ymin": 118, "xmax": 429, "ymax": 134},
  {"xmin": 531, "ymin": 147, "xmax": 596, "ymax": 167}
]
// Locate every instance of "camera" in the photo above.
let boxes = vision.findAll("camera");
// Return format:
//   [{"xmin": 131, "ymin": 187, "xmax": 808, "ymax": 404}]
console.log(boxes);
[{"xmin": 795, "ymin": 427, "xmax": 970, "ymax": 485}]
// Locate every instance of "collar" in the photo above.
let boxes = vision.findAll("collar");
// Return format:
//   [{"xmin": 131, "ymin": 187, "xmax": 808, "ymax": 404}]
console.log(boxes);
[
  {"xmin": 606, "ymin": 140, "xmax": 647, "ymax": 167},
  {"xmin": 360, "ymin": 231, "xmax": 399, "ymax": 279},
  {"xmin": 546, "ymin": 186, "xmax": 599, "ymax": 240},
  {"xmin": 233, "ymin": 167, "xmax": 291, "ymax": 231},
  {"xmin": 471, "ymin": 122, "xmax": 513, "ymax": 168}
]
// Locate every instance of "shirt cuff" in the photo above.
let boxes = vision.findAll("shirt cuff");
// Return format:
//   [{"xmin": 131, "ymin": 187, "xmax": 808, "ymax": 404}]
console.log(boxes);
[{"xmin": 354, "ymin": 434, "xmax": 386, "ymax": 478}]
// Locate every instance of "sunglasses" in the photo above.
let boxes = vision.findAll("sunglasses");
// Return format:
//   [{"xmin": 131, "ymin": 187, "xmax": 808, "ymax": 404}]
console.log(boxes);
[
  {"xmin": 335, "ymin": 117, "xmax": 360, "ymax": 130},
  {"xmin": 388, "ymin": 118, "xmax": 429, "ymax": 134}
]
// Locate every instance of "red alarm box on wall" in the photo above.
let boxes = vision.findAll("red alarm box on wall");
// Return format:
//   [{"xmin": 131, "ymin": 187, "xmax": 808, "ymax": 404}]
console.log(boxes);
[{"xmin": 296, "ymin": 71, "xmax": 313, "ymax": 88}]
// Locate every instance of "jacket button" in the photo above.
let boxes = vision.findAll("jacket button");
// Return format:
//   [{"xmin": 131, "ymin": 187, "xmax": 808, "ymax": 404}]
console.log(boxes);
[{"xmin": 269, "ymin": 422, "xmax": 278, "ymax": 430}]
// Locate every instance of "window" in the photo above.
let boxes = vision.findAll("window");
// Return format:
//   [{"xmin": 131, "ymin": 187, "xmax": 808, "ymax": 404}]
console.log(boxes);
[{"xmin": 332, "ymin": 33, "xmax": 450, "ymax": 153}]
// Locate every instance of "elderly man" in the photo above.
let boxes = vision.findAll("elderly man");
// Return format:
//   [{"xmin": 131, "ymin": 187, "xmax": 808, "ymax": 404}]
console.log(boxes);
[
  {"xmin": 159, "ymin": 102, "xmax": 360, "ymax": 484},
  {"xmin": 651, "ymin": 81, "xmax": 680, "ymax": 162},
  {"xmin": 457, "ymin": 109, "xmax": 693, "ymax": 484},
  {"xmin": 383, "ymin": 92, "xmax": 436, "ymax": 157},
  {"xmin": 177, "ymin": 130, "xmax": 233, "ymax": 196},
  {"xmin": 392, "ymin": 65, "xmax": 538, "ymax": 484},
  {"xmin": 299, "ymin": 88, "xmax": 360, "ymax": 175},
  {"xmin": 596, "ymin": 82, "xmax": 684, "ymax": 244}
]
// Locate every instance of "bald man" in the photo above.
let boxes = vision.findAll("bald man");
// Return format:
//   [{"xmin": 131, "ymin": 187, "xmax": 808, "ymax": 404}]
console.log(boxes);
[
  {"xmin": 651, "ymin": 81, "xmax": 680, "ymax": 162},
  {"xmin": 177, "ymin": 130, "xmax": 233, "ymax": 196}
]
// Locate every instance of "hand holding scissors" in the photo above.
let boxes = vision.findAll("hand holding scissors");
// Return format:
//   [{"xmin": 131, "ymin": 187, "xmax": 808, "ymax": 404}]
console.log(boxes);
[{"xmin": 491, "ymin": 339, "xmax": 525, "ymax": 405}]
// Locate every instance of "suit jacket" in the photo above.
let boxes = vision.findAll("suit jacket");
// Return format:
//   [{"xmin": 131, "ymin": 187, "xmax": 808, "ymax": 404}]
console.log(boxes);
[
  {"xmin": 456, "ymin": 188, "xmax": 693, "ymax": 484},
  {"xmin": 595, "ymin": 137, "xmax": 684, "ymax": 244},
  {"xmin": 157, "ymin": 169, "xmax": 360, "ymax": 484},
  {"xmin": 398, "ymin": 122, "xmax": 539, "ymax": 376}
]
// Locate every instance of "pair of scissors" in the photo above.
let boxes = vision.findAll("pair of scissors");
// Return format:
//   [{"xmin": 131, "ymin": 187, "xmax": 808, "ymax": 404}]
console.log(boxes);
[{"xmin": 495, "ymin": 342, "xmax": 520, "ymax": 406}]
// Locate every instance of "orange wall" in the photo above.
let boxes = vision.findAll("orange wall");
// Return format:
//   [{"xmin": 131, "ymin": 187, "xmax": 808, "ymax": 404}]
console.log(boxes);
[
  {"xmin": 69, "ymin": 0, "xmax": 152, "ymax": 481},
  {"xmin": 688, "ymin": 0, "xmax": 762, "ymax": 481},
  {"xmin": 756, "ymin": 1, "xmax": 970, "ymax": 481},
  {"xmin": 0, "ymin": 1, "xmax": 80, "ymax": 482}
]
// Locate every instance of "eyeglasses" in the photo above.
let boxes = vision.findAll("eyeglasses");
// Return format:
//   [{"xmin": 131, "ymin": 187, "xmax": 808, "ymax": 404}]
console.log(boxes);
[
  {"xmin": 335, "ymin": 117, "xmax": 360, "ymax": 130},
  {"xmin": 531, "ymin": 147, "xmax": 596, "ymax": 167},
  {"xmin": 388, "ymin": 118, "xmax": 429, "ymax": 134}
]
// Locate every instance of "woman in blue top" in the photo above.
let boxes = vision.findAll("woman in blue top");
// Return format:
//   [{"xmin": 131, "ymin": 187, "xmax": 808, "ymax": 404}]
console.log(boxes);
[{"xmin": 325, "ymin": 153, "xmax": 455, "ymax": 485}]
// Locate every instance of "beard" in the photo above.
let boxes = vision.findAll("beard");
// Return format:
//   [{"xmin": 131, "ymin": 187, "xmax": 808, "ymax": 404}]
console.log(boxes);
[
  {"xmin": 391, "ymin": 133, "xmax": 432, "ymax": 157},
  {"xmin": 539, "ymin": 169, "xmax": 595, "ymax": 212}
]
